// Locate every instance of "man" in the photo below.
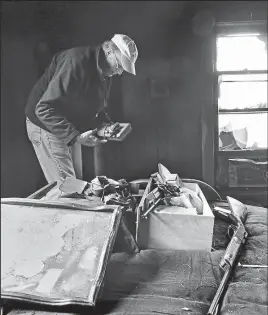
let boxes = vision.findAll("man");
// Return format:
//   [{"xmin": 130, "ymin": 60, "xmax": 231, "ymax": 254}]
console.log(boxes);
[{"xmin": 25, "ymin": 34, "xmax": 138, "ymax": 183}]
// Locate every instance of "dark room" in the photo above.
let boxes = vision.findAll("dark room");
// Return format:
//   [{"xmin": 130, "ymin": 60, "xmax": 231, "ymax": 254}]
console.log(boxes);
[{"xmin": 1, "ymin": 1, "xmax": 267, "ymax": 315}]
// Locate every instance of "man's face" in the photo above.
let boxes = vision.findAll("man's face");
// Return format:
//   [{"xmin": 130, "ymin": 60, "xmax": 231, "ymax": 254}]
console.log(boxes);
[{"xmin": 106, "ymin": 50, "xmax": 124, "ymax": 77}]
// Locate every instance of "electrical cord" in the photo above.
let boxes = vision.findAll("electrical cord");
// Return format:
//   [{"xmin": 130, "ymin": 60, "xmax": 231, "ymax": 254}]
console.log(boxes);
[
  {"xmin": 130, "ymin": 178, "xmax": 222, "ymax": 200},
  {"xmin": 181, "ymin": 178, "xmax": 222, "ymax": 200}
]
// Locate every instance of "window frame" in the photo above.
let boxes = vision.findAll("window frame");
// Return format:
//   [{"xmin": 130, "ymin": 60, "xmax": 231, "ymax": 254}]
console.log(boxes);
[{"xmin": 214, "ymin": 21, "xmax": 268, "ymax": 154}]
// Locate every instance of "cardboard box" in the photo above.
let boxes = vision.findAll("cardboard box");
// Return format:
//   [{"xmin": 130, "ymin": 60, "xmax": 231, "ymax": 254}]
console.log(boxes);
[{"xmin": 136, "ymin": 182, "xmax": 214, "ymax": 251}]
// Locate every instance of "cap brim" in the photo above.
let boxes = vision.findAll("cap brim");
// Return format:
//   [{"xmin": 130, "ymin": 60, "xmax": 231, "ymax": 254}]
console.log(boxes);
[{"xmin": 121, "ymin": 54, "xmax": 136, "ymax": 75}]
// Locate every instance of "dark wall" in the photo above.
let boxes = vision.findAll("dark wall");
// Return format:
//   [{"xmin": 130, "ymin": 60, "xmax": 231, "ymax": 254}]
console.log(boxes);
[
  {"xmin": 1, "ymin": 1, "xmax": 267, "ymax": 197},
  {"xmin": 1, "ymin": 2, "xmax": 44, "ymax": 197}
]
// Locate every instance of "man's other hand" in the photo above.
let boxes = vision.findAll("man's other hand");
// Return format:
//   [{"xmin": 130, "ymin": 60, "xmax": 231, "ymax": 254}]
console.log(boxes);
[{"xmin": 76, "ymin": 129, "xmax": 107, "ymax": 147}]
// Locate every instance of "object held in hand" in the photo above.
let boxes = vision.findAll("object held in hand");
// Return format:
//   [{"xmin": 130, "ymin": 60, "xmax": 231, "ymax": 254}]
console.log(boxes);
[{"xmin": 96, "ymin": 122, "xmax": 132, "ymax": 141}]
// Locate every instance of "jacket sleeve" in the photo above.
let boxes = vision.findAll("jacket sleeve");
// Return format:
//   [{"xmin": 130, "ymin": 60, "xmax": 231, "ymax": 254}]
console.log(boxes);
[{"xmin": 35, "ymin": 56, "xmax": 81, "ymax": 145}]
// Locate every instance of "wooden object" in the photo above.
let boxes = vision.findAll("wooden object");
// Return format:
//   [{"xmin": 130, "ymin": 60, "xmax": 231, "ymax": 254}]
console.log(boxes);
[
  {"xmin": 228, "ymin": 158, "xmax": 268, "ymax": 188},
  {"xmin": 1, "ymin": 198, "xmax": 122, "ymax": 307},
  {"xmin": 27, "ymin": 181, "xmax": 58, "ymax": 199},
  {"xmin": 136, "ymin": 182, "xmax": 214, "ymax": 251}
]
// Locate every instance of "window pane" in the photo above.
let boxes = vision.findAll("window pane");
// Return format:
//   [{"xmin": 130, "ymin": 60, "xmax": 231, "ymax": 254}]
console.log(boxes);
[
  {"xmin": 218, "ymin": 76, "xmax": 267, "ymax": 110},
  {"xmin": 218, "ymin": 113, "xmax": 267, "ymax": 150},
  {"xmin": 216, "ymin": 35, "xmax": 267, "ymax": 71}
]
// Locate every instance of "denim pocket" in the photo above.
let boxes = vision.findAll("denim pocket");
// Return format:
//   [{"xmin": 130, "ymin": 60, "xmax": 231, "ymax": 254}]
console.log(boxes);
[{"xmin": 26, "ymin": 119, "xmax": 41, "ymax": 147}]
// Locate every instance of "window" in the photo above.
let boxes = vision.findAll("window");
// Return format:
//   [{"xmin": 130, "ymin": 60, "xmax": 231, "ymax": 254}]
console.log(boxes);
[{"xmin": 215, "ymin": 28, "xmax": 267, "ymax": 151}]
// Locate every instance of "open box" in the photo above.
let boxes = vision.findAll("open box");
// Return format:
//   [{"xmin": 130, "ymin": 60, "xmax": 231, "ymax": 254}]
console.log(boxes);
[{"xmin": 136, "ymin": 179, "xmax": 215, "ymax": 251}]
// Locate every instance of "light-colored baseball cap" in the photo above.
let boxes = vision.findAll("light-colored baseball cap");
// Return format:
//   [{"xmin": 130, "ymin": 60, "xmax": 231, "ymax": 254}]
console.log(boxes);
[{"xmin": 111, "ymin": 34, "xmax": 138, "ymax": 75}]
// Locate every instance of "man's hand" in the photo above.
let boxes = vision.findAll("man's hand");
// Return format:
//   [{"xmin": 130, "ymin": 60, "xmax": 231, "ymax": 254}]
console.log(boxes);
[{"xmin": 76, "ymin": 129, "xmax": 107, "ymax": 147}]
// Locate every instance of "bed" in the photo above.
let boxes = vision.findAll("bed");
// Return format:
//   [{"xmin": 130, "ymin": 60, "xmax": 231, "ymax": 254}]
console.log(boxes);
[{"xmin": 3, "ymin": 182, "xmax": 267, "ymax": 315}]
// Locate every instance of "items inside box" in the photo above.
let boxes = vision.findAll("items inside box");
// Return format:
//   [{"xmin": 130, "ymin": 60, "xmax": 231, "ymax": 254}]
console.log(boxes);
[
  {"xmin": 136, "ymin": 164, "xmax": 215, "ymax": 251},
  {"xmin": 141, "ymin": 163, "xmax": 204, "ymax": 216}
]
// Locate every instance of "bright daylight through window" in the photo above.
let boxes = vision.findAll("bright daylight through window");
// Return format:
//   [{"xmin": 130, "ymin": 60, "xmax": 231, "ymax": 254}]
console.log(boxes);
[{"xmin": 216, "ymin": 33, "xmax": 267, "ymax": 150}]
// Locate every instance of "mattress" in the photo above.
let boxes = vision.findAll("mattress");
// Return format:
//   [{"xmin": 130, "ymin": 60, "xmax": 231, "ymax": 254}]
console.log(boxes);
[{"xmin": 3, "ymin": 201, "xmax": 267, "ymax": 315}]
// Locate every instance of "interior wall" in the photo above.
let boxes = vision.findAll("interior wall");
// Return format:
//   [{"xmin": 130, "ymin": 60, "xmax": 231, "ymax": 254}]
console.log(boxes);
[
  {"xmin": 1, "ymin": 2, "xmax": 46, "ymax": 197},
  {"xmin": 67, "ymin": 1, "xmax": 205, "ymax": 180},
  {"xmin": 1, "ymin": 1, "xmax": 81, "ymax": 197},
  {"xmin": 1, "ymin": 1, "xmax": 267, "ymax": 197}
]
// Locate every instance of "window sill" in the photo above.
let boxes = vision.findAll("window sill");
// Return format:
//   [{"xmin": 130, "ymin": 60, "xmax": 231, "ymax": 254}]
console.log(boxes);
[{"xmin": 218, "ymin": 149, "xmax": 267, "ymax": 158}]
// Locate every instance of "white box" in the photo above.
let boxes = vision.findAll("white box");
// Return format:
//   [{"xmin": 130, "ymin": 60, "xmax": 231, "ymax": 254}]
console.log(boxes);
[{"xmin": 136, "ymin": 182, "xmax": 214, "ymax": 251}]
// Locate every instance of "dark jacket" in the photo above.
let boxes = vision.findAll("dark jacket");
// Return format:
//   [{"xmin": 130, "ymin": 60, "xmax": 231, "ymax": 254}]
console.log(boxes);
[{"xmin": 25, "ymin": 46, "xmax": 112, "ymax": 145}]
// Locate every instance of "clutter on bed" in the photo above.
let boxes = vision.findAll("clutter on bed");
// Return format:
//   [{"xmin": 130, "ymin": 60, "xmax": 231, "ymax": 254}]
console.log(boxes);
[
  {"xmin": 2, "ymin": 178, "xmax": 267, "ymax": 315},
  {"xmin": 59, "ymin": 176, "xmax": 141, "ymax": 211},
  {"xmin": 136, "ymin": 163, "xmax": 215, "ymax": 251}
]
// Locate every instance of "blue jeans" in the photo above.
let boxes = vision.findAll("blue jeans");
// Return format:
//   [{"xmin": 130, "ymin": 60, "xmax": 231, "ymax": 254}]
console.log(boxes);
[{"xmin": 26, "ymin": 118, "xmax": 82, "ymax": 183}]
